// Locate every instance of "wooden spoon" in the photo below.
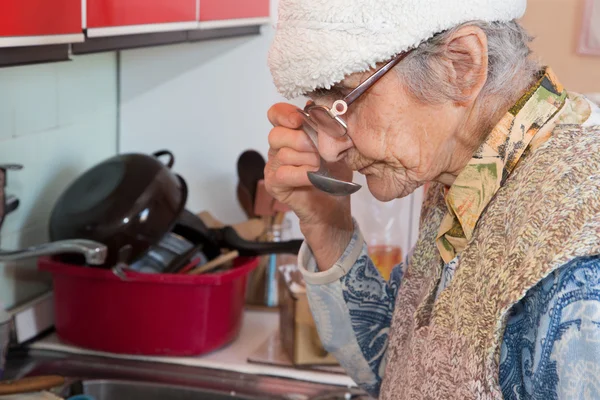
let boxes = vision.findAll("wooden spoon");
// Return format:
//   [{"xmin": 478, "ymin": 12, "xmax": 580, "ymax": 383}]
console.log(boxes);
[
  {"xmin": 187, "ymin": 250, "xmax": 239, "ymax": 275},
  {"xmin": 237, "ymin": 150, "xmax": 266, "ymax": 209},
  {"xmin": 0, "ymin": 375, "xmax": 65, "ymax": 395}
]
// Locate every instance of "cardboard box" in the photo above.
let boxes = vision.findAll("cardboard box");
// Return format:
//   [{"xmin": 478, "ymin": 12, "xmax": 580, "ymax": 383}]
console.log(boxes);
[{"xmin": 278, "ymin": 263, "xmax": 338, "ymax": 366}]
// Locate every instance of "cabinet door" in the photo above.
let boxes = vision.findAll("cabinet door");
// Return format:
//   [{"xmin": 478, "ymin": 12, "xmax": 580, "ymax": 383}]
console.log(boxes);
[
  {"xmin": 0, "ymin": 0, "xmax": 83, "ymax": 47},
  {"xmin": 86, "ymin": 0, "xmax": 197, "ymax": 37},
  {"xmin": 199, "ymin": 0, "xmax": 270, "ymax": 28}
]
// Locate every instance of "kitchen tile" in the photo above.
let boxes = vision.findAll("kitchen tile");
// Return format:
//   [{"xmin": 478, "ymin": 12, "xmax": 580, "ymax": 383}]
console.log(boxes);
[
  {"xmin": 0, "ymin": 72, "xmax": 15, "ymax": 141},
  {"xmin": 0, "ymin": 225, "xmax": 52, "ymax": 309},
  {"xmin": 0, "ymin": 113, "xmax": 117, "ymax": 236},
  {"xmin": 0, "ymin": 107, "xmax": 15, "ymax": 142},
  {"xmin": 0, "ymin": 53, "xmax": 118, "ymax": 310},
  {"xmin": 58, "ymin": 53, "xmax": 118, "ymax": 126},
  {"xmin": 11, "ymin": 63, "xmax": 59, "ymax": 137}
]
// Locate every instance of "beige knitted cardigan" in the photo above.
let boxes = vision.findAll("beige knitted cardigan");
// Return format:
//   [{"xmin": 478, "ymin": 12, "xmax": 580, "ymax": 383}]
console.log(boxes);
[{"xmin": 380, "ymin": 125, "xmax": 600, "ymax": 400}]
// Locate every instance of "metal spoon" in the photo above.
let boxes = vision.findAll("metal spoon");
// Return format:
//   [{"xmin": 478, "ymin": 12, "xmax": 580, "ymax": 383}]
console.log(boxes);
[{"xmin": 300, "ymin": 118, "xmax": 362, "ymax": 196}]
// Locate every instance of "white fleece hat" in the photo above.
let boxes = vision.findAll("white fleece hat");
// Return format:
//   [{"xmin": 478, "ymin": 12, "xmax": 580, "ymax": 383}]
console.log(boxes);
[{"xmin": 268, "ymin": 0, "xmax": 527, "ymax": 99}]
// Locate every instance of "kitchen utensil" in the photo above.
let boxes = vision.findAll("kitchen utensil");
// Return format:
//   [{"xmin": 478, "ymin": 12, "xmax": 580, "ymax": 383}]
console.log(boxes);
[
  {"xmin": 237, "ymin": 150, "xmax": 266, "ymax": 203},
  {"xmin": 128, "ymin": 232, "xmax": 206, "ymax": 274},
  {"xmin": 157, "ymin": 231, "xmax": 195, "ymax": 254},
  {"xmin": 110, "ymin": 245, "xmax": 133, "ymax": 280},
  {"xmin": 38, "ymin": 255, "xmax": 259, "ymax": 356},
  {"xmin": 173, "ymin": 209, "xmax": 302, "ymax": 258},
  {"xmin": 236, "ymin": 183, "xmax": 256, "ymax": 219},
  {"xmin": 173, "ymin": 210, "xmax": 221, "ymax": 260},
  {"xmin": 175, "ymin": 258, "xmax": 201, "ymax": 274},
  {"xmin": 0, "ymin": 392, "xmax": 64, "ymax": 400},
  {"xmin": 254, "ymin": 180, "xmax": 275, "ymax": 217},
  {"xmin": 245, "ymin": 256, "xmax": 269, "ymax": 307},
  {"xmin": 272, "ymin": 200, "xmax": 290, "ymax": 214},
  {"xmin": 266, "ymin": 218, "xmax": 292, "ymax": 307},
  {"xmin": 248, "ymin": 331, "xmax": 345, "ymax": 373},
  {"xmin": 0, "ymin": 375, "xmax": 66, "ymax": 395},
  {"xmin": 0, "ymin": 240, "xmax": 106, "ymax": 265},
  {"xmin": 0, "ymin": 309, "xmax": 10, "ymax": 380},
  {"xmin": 197, "ymin": 211, "xmax": 266, "ymax": 241},
  {"xmin": 188, "ymin": 250, "xmax": 239, "ymax": 275},
  {"xmin": 266, "ymin": 253, "xmax": 278, "ymax": 306},
  {"xmin": 196, "ymin": 211, "xmax": 223, "ymax": 230},
  {"xmin": 0, "ymin": 164, "xmax": 22, "ymax": 230},
  {"xmin": 274, "ymin": 211, "xmax": 286, "ymax": 226},
  {"xmin": 4, "ymin": 195, "xmax": 19, "ymax": 216},
  {"xmin": 233, "ymin": 219, "xmax": 267, "ymax": 241},
  {"xmin": 300, "ymin": 119, "xmax": 361, "ymax": 196},
  {"xmin": 163, "ymin": 243, "xmax": 204, "ymax": 273},
  {"xmin": 49, "ymin": 150, "xmax": 187, "ymax": 268}
]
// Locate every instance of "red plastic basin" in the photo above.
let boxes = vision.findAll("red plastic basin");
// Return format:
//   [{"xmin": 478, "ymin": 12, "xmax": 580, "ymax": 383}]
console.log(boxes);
[{"xmin": 38, "ymin": 256, "xmax": 258, "ymax": 356}]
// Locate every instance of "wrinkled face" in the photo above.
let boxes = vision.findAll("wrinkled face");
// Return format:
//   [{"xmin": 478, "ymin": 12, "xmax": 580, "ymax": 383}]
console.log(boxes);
[{"xmin": 309, "ymin": 68, "xmax": 468, "ymax": 202}]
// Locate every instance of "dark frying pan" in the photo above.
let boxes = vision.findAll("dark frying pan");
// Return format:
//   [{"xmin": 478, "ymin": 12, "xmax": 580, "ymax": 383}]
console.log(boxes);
[
  {"xmin": 49, "ymin": 150, "xmax": 187, "ymax": 268},
  {"xmin": 173, "ymin": 209, "xmax": 302, "ymax": 258}
]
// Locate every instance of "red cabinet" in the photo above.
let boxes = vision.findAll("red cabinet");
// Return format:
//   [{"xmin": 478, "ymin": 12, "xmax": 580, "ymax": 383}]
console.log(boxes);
[
  {"xmin": 86, "ymin": 0, "xmax": 197, "ymax": 37},
  {"xmin": 0, "ymin": 0, "xmax": 83, "ymax": 47},
  {"xmin": 0, "ymin": 0, "xmax": 270, "ymax": 48},
  {"xmin": 199, "ymin": 0, "xmax": 270, "ymax": 28}
]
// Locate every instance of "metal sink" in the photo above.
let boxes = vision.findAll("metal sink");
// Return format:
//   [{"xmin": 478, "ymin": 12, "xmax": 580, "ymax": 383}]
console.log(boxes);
[
  {"xmin": 5, "ymin": 349, "xmax": 369, "ymax": 400},
  {"xmin": 61, "ymin": 379, "xmax": 267, "ymax": 400}
]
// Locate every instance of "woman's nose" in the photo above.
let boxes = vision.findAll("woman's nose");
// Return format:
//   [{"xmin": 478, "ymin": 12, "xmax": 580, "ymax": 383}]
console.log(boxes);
[{"xmin": 317, "ymin": 133, "xmax": 354, "ymax": 163}]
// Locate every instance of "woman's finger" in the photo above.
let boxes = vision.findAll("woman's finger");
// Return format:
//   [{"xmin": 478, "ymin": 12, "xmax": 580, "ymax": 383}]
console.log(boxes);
[
  {"xmin": 270, "ymin": 164, "xmax": 316, "ymax": 188},
  {"xmin": 276, "ymin": 147, "xmax": 320, "ymax": 167},
  {"xmin": 268, "ymin": 126, "xmax": 315, "ymax": 152},
  {"xmin": 267, "ymin": 103, "xmax": 304, "ymax": 129}
]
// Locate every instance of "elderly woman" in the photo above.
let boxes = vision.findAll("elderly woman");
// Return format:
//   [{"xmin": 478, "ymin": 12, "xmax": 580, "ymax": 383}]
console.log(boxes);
[{"xmin": 265, "ymin": 0, "xmax": 600, "ymax": 398}]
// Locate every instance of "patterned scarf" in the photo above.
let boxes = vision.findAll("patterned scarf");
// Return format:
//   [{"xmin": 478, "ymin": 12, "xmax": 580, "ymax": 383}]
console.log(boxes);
[{"xmin": 436, "ymin": 68, "xmax": 569, "ymax": 263}]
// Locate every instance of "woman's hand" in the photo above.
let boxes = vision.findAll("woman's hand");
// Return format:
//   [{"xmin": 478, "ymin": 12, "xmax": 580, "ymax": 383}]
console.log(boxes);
[{"xmin": 265, "ymin": 103, "xmax": 354, "ymax": 269}]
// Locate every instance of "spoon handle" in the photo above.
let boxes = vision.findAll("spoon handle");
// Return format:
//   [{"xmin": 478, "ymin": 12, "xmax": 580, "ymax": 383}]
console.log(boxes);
[
  {"xmin": 296, "ymin": 112, "xmax": 329, "ymax": 172},
  {"xmin": 301, "ymin": 122, "xmax": 320, "ymax": 149}
]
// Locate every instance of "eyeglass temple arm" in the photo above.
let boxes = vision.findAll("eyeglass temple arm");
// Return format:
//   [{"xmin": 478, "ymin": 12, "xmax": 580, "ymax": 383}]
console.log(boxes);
[{"xmin": 342, "ymin": 52, "xmax": 410, "ymax": 107}]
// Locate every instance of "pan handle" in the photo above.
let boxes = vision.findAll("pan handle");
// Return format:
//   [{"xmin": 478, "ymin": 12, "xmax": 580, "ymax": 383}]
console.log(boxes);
[
  {"xmin": 215, "ymin": 226, "xmax": 303, "ymax": 256},
  {"xmin": 153, "ymin": 150, "xmax": 175, "ymax": 169},
  {"xmin": 173, "ymin": 209, "xmax": 303, "ymax": 257}
]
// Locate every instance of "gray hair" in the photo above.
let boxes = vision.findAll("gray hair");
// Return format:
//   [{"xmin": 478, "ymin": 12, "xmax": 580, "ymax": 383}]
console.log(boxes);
[{"xmin": 399, "ymin": 20, "xmax": 540, "ymax": 104}]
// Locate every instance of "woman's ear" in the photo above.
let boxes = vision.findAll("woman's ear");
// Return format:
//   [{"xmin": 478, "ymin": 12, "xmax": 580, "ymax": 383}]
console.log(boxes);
[{"xmin": 443, "ymin": 26, "xmax": 489, "ymax": 104}]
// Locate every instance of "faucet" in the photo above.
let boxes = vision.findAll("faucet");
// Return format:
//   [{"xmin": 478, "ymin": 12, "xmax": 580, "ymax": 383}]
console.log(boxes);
[
  {"xmin": 0, "ymin": 165, "xmax": 107, "ymax": 266},
  {"xmin": 0, "ymin": 239, "xmax": 108, "ymax": 265}
]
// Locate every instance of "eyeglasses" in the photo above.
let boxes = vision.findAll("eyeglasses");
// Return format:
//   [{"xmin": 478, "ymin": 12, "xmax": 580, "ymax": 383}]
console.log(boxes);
[{"xmin": 298, "ymin": 51, "xmax": 411, "ymax": 139}]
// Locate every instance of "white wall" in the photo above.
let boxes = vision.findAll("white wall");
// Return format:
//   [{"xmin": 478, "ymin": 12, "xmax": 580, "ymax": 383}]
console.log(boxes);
[
  {"xmin": 0, "ymin": 53, "xmax": 118, "ymax": 308},
  {"xmin": 520, "ymin": 0, "xmax": 600, "ymax": 94},
  {"xmin": 119, "ymin": 26, "xmax": 287, "ymax": 226}
]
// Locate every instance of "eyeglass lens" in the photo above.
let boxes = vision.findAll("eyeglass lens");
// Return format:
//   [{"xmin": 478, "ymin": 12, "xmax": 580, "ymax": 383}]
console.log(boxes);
[{"xmin": 308, "ymin": 107, "xmax": 347, "ymax": 138}]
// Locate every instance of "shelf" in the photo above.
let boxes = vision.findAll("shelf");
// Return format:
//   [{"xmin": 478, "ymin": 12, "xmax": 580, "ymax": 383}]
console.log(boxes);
[
  {"xmin": 72, "ymin": 30, "xmax": 189, "ymax": 54},
  {"xmin": 0, "ymin": 44, "xmax": 70, "ymax": 67},
  {"xmin": 187, "ymin": 25, "xmax": 261, "ymax": 42},
  {"xmin": 0, "ymin": 24, "xmax": 263, "ymax": 66}
]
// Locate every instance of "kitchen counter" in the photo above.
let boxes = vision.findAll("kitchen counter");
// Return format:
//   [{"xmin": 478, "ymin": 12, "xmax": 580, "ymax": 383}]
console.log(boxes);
[{"xmin": 28, "ymin": 309, "xmax": 355, "ymax": 388}]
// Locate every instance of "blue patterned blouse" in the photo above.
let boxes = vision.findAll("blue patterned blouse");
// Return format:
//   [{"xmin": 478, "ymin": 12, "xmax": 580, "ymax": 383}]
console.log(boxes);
[{"xmin": 300, "ymin": 233, "xmax": 600, "ymax": 399}]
